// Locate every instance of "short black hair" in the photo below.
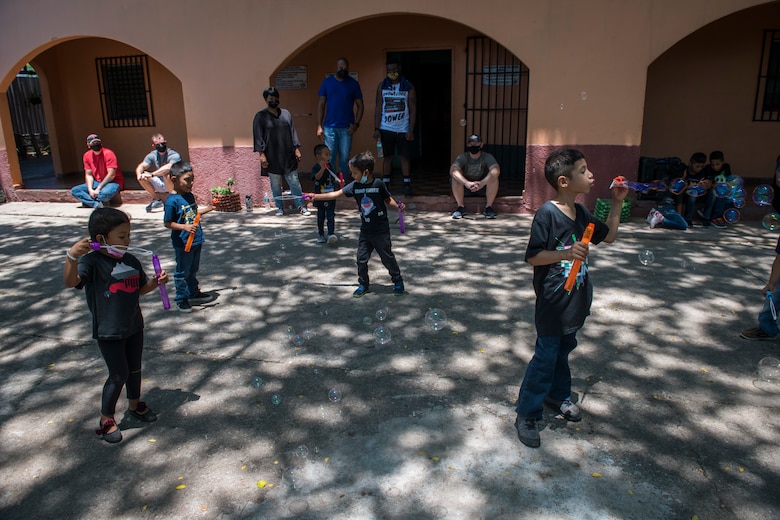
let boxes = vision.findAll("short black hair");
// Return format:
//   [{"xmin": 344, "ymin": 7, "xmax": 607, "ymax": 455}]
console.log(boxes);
[
  {"xmin": 349, "ymin": 150, "xmax": 375, "ymax": 174},
  {"xmin": 170, "ymin": 161, "xmax": 193, "ymax": 178},
  {"xmin": 690, "ymin": 152, "xmax": 707, "ymax": 165},
  {"xmin": 314, "ymin": 144, "xmax": 329, "ymax": 157},
  {"xmin": 263, "ymin": 87, "xmax": 279, "ymax": 99},
  {"xmin": 544, "ymin": 149, "xmax": 585, "ymax": 189},
  {"xmin": 386, "ymin": 57, "xmax": 400, "ymax": 67},
  {"xmin": 88, "ymin": 207, "xmax": 130, "ymax": 241},
  {"xmin": 709, "ymin": 150, "xmax": 725, "ymax": 162}
]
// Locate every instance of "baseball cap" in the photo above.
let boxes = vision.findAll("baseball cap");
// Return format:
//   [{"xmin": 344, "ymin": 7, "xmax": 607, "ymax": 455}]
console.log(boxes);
[
  {"xmin": 86, "ymin": 133, "xmax": 102, "ymax": 145},
  {"xmin": 467, "ymin": 134, "xmax": 481, "ymax": 143}
]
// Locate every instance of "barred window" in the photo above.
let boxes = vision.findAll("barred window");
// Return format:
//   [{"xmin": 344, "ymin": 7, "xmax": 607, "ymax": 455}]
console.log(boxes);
[
  {"xmin": 95, "ymin": 55, "xmax": 154, "ymax": 127},
  {"xmin": 754, "ymin": 30, "xmax": 780, "ymax": 122}
]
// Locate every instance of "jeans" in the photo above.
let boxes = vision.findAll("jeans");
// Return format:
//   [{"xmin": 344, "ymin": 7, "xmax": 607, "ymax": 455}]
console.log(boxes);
[
  {"xmin": 323, "ymin": 126, "xmax": 353, "ymax": 176},
  {"xmin": 758, "ymin": 287, "xmax": 780, "ymax": 336},
  {"xmin": 516, "ymin": 333, "xmax": 578, "ymax": 420},
  {"xmin": 684, "ymin": 188, "xmax": 716, "ymax": 221},
  {"xmin": 173, "ymin": 244, "xmax": 201, "ymax": 302},
  {"xmin": 658, "ymin": 203, "xmax": 688, "ymax": 230},
  {"xmin": 71, "ymin": 181, "xmax": 121, "ymax": 207},
  {"xmin": 268, "ymin": 171, "xmax": 304, "ymax": 210},
  {"xmin": 316, "ymin": 201, "xmax": 336, "ymax": 236}
]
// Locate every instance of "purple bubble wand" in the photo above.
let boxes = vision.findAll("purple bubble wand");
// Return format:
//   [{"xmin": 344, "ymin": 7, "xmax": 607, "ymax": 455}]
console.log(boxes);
[
  {"xmin": 152, "ymin": 254, "xmax": 170, "ymax": 310},
  {"xmin": 395, "ymin": 199, "xmax": 405, "ymax": 234}
]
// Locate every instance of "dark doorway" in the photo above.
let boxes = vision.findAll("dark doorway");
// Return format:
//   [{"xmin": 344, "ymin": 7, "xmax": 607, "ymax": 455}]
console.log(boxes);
[{"xmin": 386, "ymin": 49, "xmax": 452, "ymax": 195}]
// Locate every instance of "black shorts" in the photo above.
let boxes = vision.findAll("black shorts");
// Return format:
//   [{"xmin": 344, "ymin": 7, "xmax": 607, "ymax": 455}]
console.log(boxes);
[
  {"xmin": 451, "ymin": 177, "xmax": 487, "ymax": 197},
  {"xmin": 379, "ymin": 130, "xmax": 410, "ymax": 158}
]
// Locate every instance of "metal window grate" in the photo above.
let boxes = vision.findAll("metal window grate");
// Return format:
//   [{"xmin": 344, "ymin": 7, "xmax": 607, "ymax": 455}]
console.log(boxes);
[
  {"xmin": 753, "ymin": 30, "xmax": 780, "ymax": 122},
  {"xmin": 465, "ymin": 36, "xmax": 529, "ymax": 193},
  {"xmin": 95, "ymin": 55, "xmax": 154, "ymax": 127}
]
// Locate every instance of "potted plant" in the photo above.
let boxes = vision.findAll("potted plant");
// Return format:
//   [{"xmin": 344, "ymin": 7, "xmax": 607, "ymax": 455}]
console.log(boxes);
[{"xmin": 210, "ymin": 177, "xmax": 242, "ymax": 212}]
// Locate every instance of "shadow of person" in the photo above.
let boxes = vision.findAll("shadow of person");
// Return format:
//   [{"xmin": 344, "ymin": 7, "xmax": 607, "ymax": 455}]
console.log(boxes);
[{"xmin": 119, "ymin": 388, "xmax": 201, "ymax": 430}]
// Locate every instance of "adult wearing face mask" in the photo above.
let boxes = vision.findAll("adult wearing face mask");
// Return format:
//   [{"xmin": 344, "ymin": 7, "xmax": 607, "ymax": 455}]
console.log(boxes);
[
  {"xmin": 135, "ymin": 133, "xmax": 181, "ymax": 212},
  {"xmin": 449, "ymin": 134, "xmax": 501, "ymax": 220},
  {"xmin": 253, "ymin": 87, "xmax": 309, "ymax": 216},
  {"xmin": 373, "ymin": 58, "xmax": 417, "ymax": 196},
  {"xmin": 317, "ymin": 57, "xmax": 364, "ymax": 177},
  {"xmin": 71, "ymin": 134, "xmax": 124, "ymax": 209}
]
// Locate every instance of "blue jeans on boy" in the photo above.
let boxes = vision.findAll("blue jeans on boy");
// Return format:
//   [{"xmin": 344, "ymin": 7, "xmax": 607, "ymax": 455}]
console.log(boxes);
[
  {"xmin": 268, "ymin": 171, "xmax": 304, "ymax": 211},
  {"xmin": 658, "ymin": 203, "xmax": 688, "ymax": 230},
  {"xmin": 684, "ymin": 188, "xmax": 716, "ymax": 222},
  {"xmin": 173, "ymin": 244, "xmax": 201, "ymax": 302},
  {"xmin": 323, "ymin": 126, "xmax": 352, "ymax": 176},
  {"xmin": 71, "ymin": 180, "xmax": 120, "ymax": 208},
  {"xmin": 316, "ymin": 201, "xmax": 336, "ymax": 236},
  {"xmin": 516, "ymin": 333, "xmax": 578, "ymax": 419},
  {"xmin": 758, "ymin": 288, "xmax": 780, "ymax": 336}
]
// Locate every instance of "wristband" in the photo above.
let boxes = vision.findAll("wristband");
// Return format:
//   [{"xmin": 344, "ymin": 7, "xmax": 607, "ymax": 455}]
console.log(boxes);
[{"xmin": 66, "ymin": 251, "xmax": 79, "ymax": 262}]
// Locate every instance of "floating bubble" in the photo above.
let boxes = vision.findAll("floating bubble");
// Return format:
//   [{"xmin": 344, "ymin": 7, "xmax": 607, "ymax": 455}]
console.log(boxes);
[
  {"xmin": 757, "ymin": 357, "xmax": 780, "ymax": 381},
  {"xmin": 286, "ymin": 326, "xmax": 296, "ymax": 338},
  {"xmin": 302, "ymin": 329, "xmax": 315, "ymax": 340},
  {"xmin": 292, "ymin": 334, "xmax": 305, "ymax": 346},
  {"xmin": 373, "ymin": 326, "xmax": 392, "ymax": 345},
  {"xmin": 669, "ymin": 178, "xmax": 687, "ymax": 195},
  {"xmin": 762, "ymin": 213, "xmax": 780, "ymax": 231},
  {"xmin": 283, "ymin": 467, "xmax": 301, "ymax": 489},
  {"xmin": 459, "ymin": 118, "xmax": 467, "ymax": 127},
  {"xmin": 295, "ymin": 445, "xmax": 309, "ymax": 459},
  {"xmin": 252, "ymin": 377, "xmax": 264, "ymax": 388},
  {"xmin": 727, "ymin": 175, "xmax": 744, "ymax": 187},
  {"xmin": 375, "ymin": 308, "xmax": 388, "ymax": 321},
  {"xmin": 723, "ymin": 208, "xmax": 741, "ymax": 224},
  {"xmin": 328, "ymin": 388, "xmax": 342, "ymax": 403},
  {"xmin": 638, "ymin": 250, "xmax": 655, "ymax": 266},
  {"xmin": 425, "ymin": 308, "xmax": 448, "ymax": 331},
  {"xmin": 753, "ymin": 185, "xmax": 775, "ymax": 206},
  {"xmin": 580, "ymin": 91, "xmax": 588, "ymax": 101},
  {"xmin": 288, "ymin": 498, "xmax": 310, "ymax": 514},
  {"xmin": 714, "ymin": 183, "xmax": 731, "ymax": 198},
  {"xmin": 732, "ymin": 187, "xmax": 746, "ymax": 200},
  {"xmin": 686, "ymin": 184, "xmax": 706, "ymax": 197},
  {"xmin": 104, "ymin": 291, "xmax": 111, "ymax": 298},
  {"xmin": 362, "ymin": 316, "xmax": 373, "ymax": 326},
  {"xmin": 271, "ymin": 394, "xmax": 282, "ymax": 405},
  {"xmin": 733, "ymin": 198, "xmax": 745, "ymax": 209}
]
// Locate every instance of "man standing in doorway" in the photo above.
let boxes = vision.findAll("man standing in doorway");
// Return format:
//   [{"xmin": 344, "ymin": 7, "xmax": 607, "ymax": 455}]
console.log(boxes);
[
  {"xmin": 317, "ymin": 57, "xmax": 364, "ymax": 177},
  {"xmin": 70, "ymin": 133, "xmax": 123, "ymax": 209},
  {"xmin": 449, "ymin": 134, "xmax": 500, "ymax": 219},
  {"xmin": 374, "ymin": 58, "xmax": 417, "ymax": 196},
  {"xmin": 135, "ymin": 133, "xmax": 181, "ymax": 212}
]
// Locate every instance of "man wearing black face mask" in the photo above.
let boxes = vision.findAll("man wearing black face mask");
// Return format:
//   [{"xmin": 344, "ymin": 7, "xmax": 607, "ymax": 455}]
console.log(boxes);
[
  {"xmin": 135, "ymin": 133, "xmax": 182, "ymax": 212},
  {"xmin": 71, "ymin": 134, "xmax": 124, "ymax": 209},
  {"xmin": 253, "ymin": 87, "xmax": 309, "ymax": 216},
  {"xmin": 449, "ymin": 134, "xmax": 501, "ymax": 219},
  {"xmin": 317, "ymin": 57, "xmax": 364, "ymax": 178}
]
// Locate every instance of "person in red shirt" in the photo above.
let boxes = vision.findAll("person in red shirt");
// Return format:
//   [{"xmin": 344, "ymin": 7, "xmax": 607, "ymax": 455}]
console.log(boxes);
[{"xmin": 70, "ymin": 133, "xmax": 124, "ymax": 208}]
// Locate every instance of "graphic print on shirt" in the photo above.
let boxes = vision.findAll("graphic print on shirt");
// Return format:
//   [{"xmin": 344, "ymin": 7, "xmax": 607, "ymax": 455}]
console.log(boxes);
[
  {"xmin": 360, "ymin": 195, "xmax": 375, "ymax": 216},
  {"xmin": 107, "ymin": 262, "xmax": 141, "ymax": 294},
  {"xmin": 550, "ymin": 233, "xmax": 588, "ymax": 292}
]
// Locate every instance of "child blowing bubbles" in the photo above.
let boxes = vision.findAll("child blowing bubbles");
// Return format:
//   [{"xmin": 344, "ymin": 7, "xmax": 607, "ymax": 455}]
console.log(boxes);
[
  {"xmin": 64, "ymin": 208, "xmax": 169, "ymax": 443},
  {"xmin": 307, "ymin": 150, "xmax": 405, "ymax": 297},
  {"xmin": 514, "ymin": 149, "xmax": 628, "ymax": 448},
  {"xmin": 163, "ymin": 161, "xmax": 214, "ymax": 313}
]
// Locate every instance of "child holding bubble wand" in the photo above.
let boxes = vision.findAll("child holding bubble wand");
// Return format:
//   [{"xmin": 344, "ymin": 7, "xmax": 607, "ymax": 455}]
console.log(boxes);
[
  {"xmin": 64, "ymin": 207, "xmax": 169, "ymax": 443},
  {"xmin": 163, "ymin": 161, "xmax": 214, "ymax": 313},
  {"xmin": 513, "ymin": 149, "xmax": 628, "ymax": 449},
  {"xmin": 739, "ymin": 235, "xmax": 780, "ymax": 340}
]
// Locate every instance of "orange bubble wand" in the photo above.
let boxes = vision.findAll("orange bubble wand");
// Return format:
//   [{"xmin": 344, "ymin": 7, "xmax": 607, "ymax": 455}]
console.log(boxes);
[
  {"xmin": 563, "ymin": 222, "xmax": 594, "ymax": 293},
  {"xmin": 184, "ymin": 214, "xmax": 201, "ymax": 253}
]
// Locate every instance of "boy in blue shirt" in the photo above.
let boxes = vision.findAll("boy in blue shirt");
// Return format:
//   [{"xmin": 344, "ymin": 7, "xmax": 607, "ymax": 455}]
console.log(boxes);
[{"xmin": 515, "ymin": 149, "xmax": 628, "ymax": 448}]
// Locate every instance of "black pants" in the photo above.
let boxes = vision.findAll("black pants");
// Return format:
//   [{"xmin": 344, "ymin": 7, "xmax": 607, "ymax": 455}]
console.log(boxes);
[
  {"xmin": 96, "ymin": 330, "xmax": 144, "ymax": 416},
  {"xmin": 356, "ymin": 231, "xmax": 402, "ymax": 287}
]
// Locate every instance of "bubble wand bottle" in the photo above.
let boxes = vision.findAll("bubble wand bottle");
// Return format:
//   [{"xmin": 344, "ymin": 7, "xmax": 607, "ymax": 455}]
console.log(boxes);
[
  {"xmin": 563, "ymin": 222, "xmax": 595, "ymax": 293},
  {"xmin": 395, "ymin": 199, "xmax": 406, "ymax": 234},
  {"xmin": 184, "ymin": 214, "xmax": 201, "ymax": 253}
]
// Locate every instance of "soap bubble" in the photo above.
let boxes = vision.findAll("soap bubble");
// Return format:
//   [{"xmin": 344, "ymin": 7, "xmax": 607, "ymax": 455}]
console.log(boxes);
[
  {"xmin": 753, "ymin": 185, "xmax": 774, "ymax": 206},
  {"xmin": 295, "ymin": 445, "xmax": 309, "ymax": 459},
  {"xmin": 762, "ymin": 212, "xmax": 780, "ymax": 231},
  {"xmin": 686, "ymin": 184, "xmax": 706, "ymax": 197},
  {"xmin": 362, "ymin": 316, "xmax": 373, "ymax": 326},
  {"xmin": 328, "ymin": 388, "xmax": 342, "ymax": 403},
  {"xmin": 373, "ymin": 326, "xmax": 392, "ymax": 345},
  {"xmin": 375, "ymin": 308, "xmax": 388, "ymax": 321},
  {"xmin": 292, "ymin": 334, "xmax": 305, "ymax": 346},
  {"xmin": 580, "ymin": 91, "xmax": 588, "ymax": 101},
  {"xmin": 286, "ymin": 326, "xmax": 296, "ymax": 338},
  {"xmin": 732, "ymin": 187, "xmax": 746, "ymax": 200},
  {"xmin": 283, "ymin": 467, "xmax": 302, "ymax": 489},
  {"xmin": 726, "ymin": 175, "xmax": 744, "ymax": 187},
  {"xmin": 288, "ymin": 498, "xmax": 310, "ymax": 514},
  {"xmin": 425, "ymin": 308, "xmax": 448, "ymax": 331},
  {"xmin": 723, "ymin": 208, "xmax": 741, "ymax": 224},
  {"xmin": 757, "ymin": 357, "xmax": 780, "ymax": 381},
  {"xmin": 271, "ymin": 394, "xmax": 282, "ymax": 405},
  {"xmin": 733, "ymin": 197, "xmax": 745, "ymax": 209},
  {"xmin": 714, "ymin": 183, "xmax": 731, "ymax": 198},
  {"xmin": 638, "ymin": 250, "xmax": 655, "ymax": 266},
  {"xmin": 252, "ymin": 377, "xmax": 264, "ymax": 388},
  {"xmin": 302, "ymin": 329, "xmax": 315, "ymax": 340},
  {"xmin": 669, "ymin": 178, "xmax": 687, "ymax": 195}
]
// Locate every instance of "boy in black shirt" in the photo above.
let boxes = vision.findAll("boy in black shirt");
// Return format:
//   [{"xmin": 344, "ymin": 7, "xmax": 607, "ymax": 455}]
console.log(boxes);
[{"xmin": 308, "ymin": 150, "xmax": 405, "ymax": 297}]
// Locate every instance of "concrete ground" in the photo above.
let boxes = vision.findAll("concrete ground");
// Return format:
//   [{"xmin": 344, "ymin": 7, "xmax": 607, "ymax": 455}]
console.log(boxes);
[{"xmin": 0, "ymin": 201, "xmax": 778, "ymax": 520}]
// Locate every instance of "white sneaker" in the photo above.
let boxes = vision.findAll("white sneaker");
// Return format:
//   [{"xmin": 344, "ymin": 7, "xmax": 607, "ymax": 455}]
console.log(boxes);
[
  {"xmin": 275, "ymin": 208, "xmax": 284, "ymax": 216},
  {"xmin": 316, "ymin": 234, "xmax": 326, "ymax": 243},
  {"xmin": 300, "ymin": 206, "xmax": 311, "ymax": 216},
  {"xmin": 327, "ymin": 234, "xmax": 338, "ymax": 244},
  {"xmin": 647, "ymin": 209, "xmax": 664, "ymax": 228}
]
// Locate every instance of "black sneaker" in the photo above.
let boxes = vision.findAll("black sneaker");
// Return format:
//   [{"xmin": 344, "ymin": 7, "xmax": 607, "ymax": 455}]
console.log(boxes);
[
  {"xmin": 403, "ymin": 183, "xmax": 413, "ymax": 196},
  {"xmin": 189, "ymin": 291, "xmax": 212, "ymax": 304},
  {"xmin": 739, "ymin": 326, "xmax": 777, "ymax": 340},
  {"xmin": 393, "ymin": 282, "xmax": 405, "ymax": 295},
  {"xmin": 353, "ymin": 285, "xmax": 370, "ymax": 298},
  {"xmin": 544, "ymin": 397, "xmax": 582, "ymax": 422},
  {"xmin": 483, "ymin": 206, "xmax": 497, "ymax": 219},
  {"xmin": 685, "ymin": 219, "xmax": 694, "ymax": 228},
  {"xmin": 176, "ymin": 300, "xmax": 193, "ymax": 313},
  {"xmin": 452, "ymin": 206, "xmax": 466, "ymax": 219},
  {"xmin": 514, "ymin": 416, "xmax": 540, "ymax": 448},
  {"xmin": 711, "ymin": 218, "xmax": 727, "ymax": 229}
]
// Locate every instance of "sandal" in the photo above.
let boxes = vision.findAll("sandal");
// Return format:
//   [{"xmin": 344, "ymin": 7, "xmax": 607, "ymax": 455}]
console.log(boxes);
[
  {"xmin": 128, "ymin": 401, "xmax": 157, "ymax": 423},
  {"xmin": 96, "ymin": 418, "xmax": 122, "ymax": 443}
]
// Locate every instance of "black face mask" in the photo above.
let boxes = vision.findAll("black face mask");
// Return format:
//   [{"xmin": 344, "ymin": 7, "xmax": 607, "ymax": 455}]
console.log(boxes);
[
  {"xmin": 267, "ymin": 99, "xmax": 280, "ymax": 109},
  {"xmin": 468, "ymin": 145, "xmax": 481, "ymax": 154},
  {"xmin": 336, "ymin": 69, "xmax": 348, "ymax": 79},
  {"xmin": 90, "ymin": 144, "xmax": 103, "ymax": 152},
  {"xmin": 155, "ymin": 143, "xmax": 167, "ymax": 153}
]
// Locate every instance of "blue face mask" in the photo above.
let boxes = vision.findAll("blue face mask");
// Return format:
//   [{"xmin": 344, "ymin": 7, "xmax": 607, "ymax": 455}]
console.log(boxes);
[{"xmin": 360, "ymin": 175, "xmax": 368, "ymax": 184}]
